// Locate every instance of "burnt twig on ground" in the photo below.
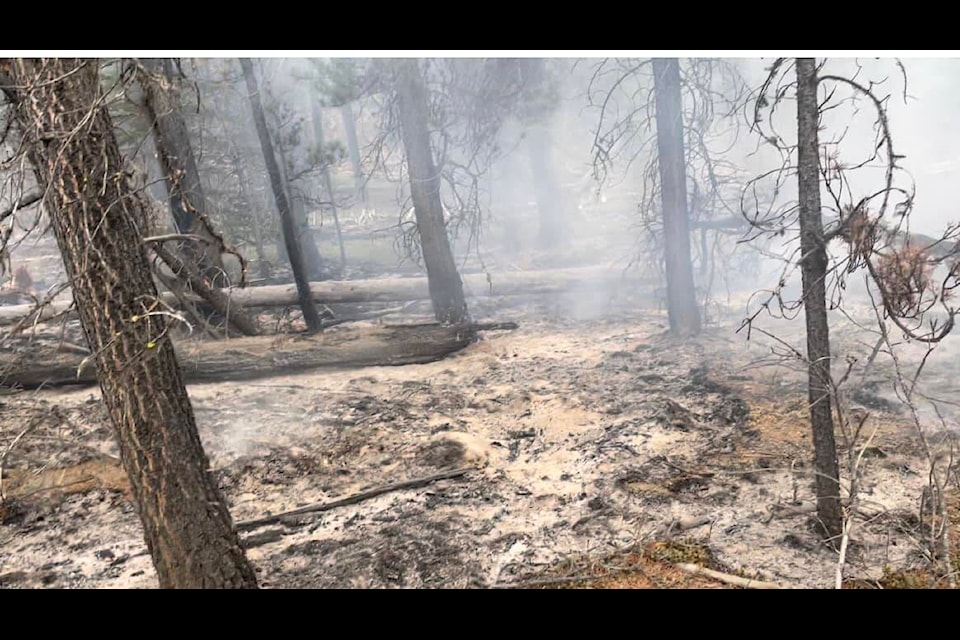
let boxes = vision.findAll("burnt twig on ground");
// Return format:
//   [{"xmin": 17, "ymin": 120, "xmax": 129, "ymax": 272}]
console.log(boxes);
[
  {"xmin": 675, "ymin": 563, "xmax": 785, "ymax": 589},
  {"xmin": 235, "ymin": 467, "xmax": 473, "ymax": 534}
]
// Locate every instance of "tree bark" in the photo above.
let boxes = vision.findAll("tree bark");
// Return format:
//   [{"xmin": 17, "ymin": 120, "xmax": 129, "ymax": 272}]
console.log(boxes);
[
  {"xmin": 795, "ymin": 57, "xmax": 843, "ymax": 542},
  {"xmin": 395, "ymin": 59, "xmax": 469, "ymax": 325},
  {"xmin": 0, "ymin": 58, "xmax": 258, "ymax": 588},
  {"xmin": 239, "ymin": 58, "xmax": 323, "ymax": 332},
  {"xmin": 137, "ymin": 58, "xmax": 227, "ymax": 286},
  {"xmin": 653, "ymin": 58, "xmax": 701, "ymax": 337}
]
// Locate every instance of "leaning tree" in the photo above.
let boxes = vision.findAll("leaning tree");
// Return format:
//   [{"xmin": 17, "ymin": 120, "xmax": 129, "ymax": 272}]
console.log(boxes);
[
  {"xmin": 135, "ymin": 58, "xmax": 228, "ymax": 284},
  {"xmin": 0, "ymin": 58, "xmax": 258, "ymax": 589},
  {"xmin": 240, "ymin": 57, "xmax": 324, "ymax": 332}
]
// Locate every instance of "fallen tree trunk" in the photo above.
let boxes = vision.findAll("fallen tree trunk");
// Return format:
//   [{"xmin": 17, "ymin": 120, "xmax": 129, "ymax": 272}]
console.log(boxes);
[
  {"xmin": 0, "ymin": 265, "xmax": 642, "ymax": 326},
  {"xmin": 220, "ymin": 265, "xmax": 630, "ymax": 307},
  {"xmin": 0, "ymin": 323, "xmax": 487, "ymax": 389}
]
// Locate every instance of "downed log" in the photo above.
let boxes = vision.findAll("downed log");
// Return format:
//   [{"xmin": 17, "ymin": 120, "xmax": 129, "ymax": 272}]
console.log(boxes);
[
  {"xmin": 0, "ymin": 323, "xmax": 497, "ymax": 389},
  {"xmin": 222, "ymin": 265, "xmax": 632, "ymax": 307},
  {"xmin": 0, "ymin": 265, "xmax": 644, "ymax": 326}
]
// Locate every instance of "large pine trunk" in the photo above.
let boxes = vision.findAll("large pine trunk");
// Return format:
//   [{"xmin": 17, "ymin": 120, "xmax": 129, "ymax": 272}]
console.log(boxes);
[
  {"xmin": 395, "ymin": 59, "xmax": 469, "ymax": 325},
  {"xmin": 1, "ymin": 58, "xmax": 258, "ymax": 588},
  {"xmin": 652, "ymin": 58, "xmax": 701, "ymax": 336},
  {"xmin": 239, "ymin": 58, "xmax": 323, "ymax": 331},
  {"xmin": 138, "ymin": 58, "xmax": 227, "ymax": 285},
  {"xmin": 795, "ymin": 57, "xmax": 843, "ymax": 542}
]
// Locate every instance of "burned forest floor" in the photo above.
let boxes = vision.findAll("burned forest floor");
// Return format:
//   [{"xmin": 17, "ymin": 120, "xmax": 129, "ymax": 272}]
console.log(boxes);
[{"xmin": 1, "ymin": 283, "xmax": 959, "ymax": 589}]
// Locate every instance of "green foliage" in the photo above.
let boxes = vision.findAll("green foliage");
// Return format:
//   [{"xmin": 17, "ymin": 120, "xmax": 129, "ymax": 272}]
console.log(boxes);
[{"xmin": 309, "ymin": 59, "xmax": 364, "ymax": 107}]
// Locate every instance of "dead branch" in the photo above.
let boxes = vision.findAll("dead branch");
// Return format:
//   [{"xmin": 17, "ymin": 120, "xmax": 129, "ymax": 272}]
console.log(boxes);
[
  {"xmin": 235, "ymin": 467, "xmax": 473, "ymax": 534},
  {"xmin": 315, "ymin": 301, "xmax": 417, "ymax": 329},
  {"xmin": 142, "ymin": 233, "xmax": 212, "ymax": 245},
  {"xmin": 0, "ymin": 416, "xmax": 42, "ymax": 503},
  {"xmin": 152, "ymin": 267, "xmax": 223, "ymax": 340},
  {"xmin": 675, "ymin": 563, "xmax": 786, "ymax": 589},
  {"xmin": 151, "ymin": 242, "xmax": 260, "ymax": 336},
  {"xmin": 655, "ymin": 515, "xmax": 713, "ymax": 539},
  {"xmin": 0, "ymin": 190, "xmax": 42, "ymax": 221},
  {"xmin": 493, "ymin": 573, "xmax": 611, "ymax": 589}
]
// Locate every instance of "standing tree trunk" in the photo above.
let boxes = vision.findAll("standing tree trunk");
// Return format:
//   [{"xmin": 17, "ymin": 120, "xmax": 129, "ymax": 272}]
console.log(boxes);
[
  {"xmin": 341, "ymin": 102, "xmax": 368, "ymax": 207},
  {"xmin": 527, "ymin": 122, "xmax": 565, "ymax": 249},
  {"xmin": 311, "ymin": 99, "xmax": 347, "ymax": 273},
  {"xmin": 273, "ymin": 129, "xmax": 327, "ymax": 280},
  {"xmin": 239, "ymin": 58, "xmax": 323, "ymax": 332},
  {"xmin": 653, "ymin": 58, "xmax": 701, "ymax": 336},
  {"xmin": 0, "ymin": 58, "xmax": 258, "ymax": 588},
  {"xmin": 518, "ymin": 59, "xmax": 567, "ymax": 250},
  {"xmin": 394, "ymin": 59, "xmax": 469, "ymax": 325},
  {"xmin": 137, "ymin": 58, "xmax": 227, "ymax": 285},
  {"xmin": 228, "ymin": 146, "xmax": 270, "ymax": 278},
  {"xmin": 795, "ymin": 57, "xmax": 843, "ymax": 542}
]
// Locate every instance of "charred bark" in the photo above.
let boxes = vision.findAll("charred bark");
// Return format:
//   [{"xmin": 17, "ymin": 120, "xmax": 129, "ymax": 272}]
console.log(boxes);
[
  {"xmin": 239, "ymin": 58, "xmax": 323, "ymax": 332},
  {"xmin": 653, "ymin": 58, "xmax": 701, "ymax": 336},
  {"xmin": 1, "ymin": 58, "xmax": 258, "ymax": 588},
  {"xmin": 395, "ymin": 59, "xmax": 469, "ymax": 325},
  {"xmin": 795, "ymin": 57, "xmax": 843, "ymax": 542}
]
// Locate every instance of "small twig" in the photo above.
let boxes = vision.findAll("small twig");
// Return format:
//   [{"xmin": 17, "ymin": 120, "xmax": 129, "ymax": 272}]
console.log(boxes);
[
  {"xmin": 0, "ymin": 418, "xmax": 41, "ymax": 502},
  {"xmin": 764, "ymin": 502, "xmax": 817, "ymax": 523},
  {"xmin": 836, "ymin": 419, "xmax": 881, "ymax": 589},
  {"xmin": 318, "ymin": 302, "xmax": 416, "ymax": 329},
  {"xmin": 142, "ymin": 233, "xmax": 211, "ymax": 245},
  {"xmin": 656, "ymin": 515, "xmax": 713, "ymax": 539},
  {"xmin": 235, "ymin": 467, "xmax": 472, "ymax": 532},
  {"xmin": 675, "ymin": 563, "xmax": 786, "ymax": 589},
  {"xmin": 470, "ymin": 321, "xmax": 519, "ymax": 332},
  {"xmin": 942, "ymin": 490, "xmax": 957, "ymax": 589},
  {"xmin": 663, "ymin": 458, "xmax": 715, "ymax": 478},
  {"xmin": 492, "ymin": 573, "xmax": 610, "ymax": 589},
  {"xmin": 835, "ymin": 516, "xmax": 853, "ymax": 589},
  {"xmin": 0, "ymin": 191, "xmax": 43, "ymax": 221}
]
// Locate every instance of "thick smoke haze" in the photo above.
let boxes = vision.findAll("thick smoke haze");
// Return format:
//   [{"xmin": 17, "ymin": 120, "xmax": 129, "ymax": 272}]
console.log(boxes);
[{"xmin": 3, "ymin": 56, "xmax": 959, "ymax": 314}]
